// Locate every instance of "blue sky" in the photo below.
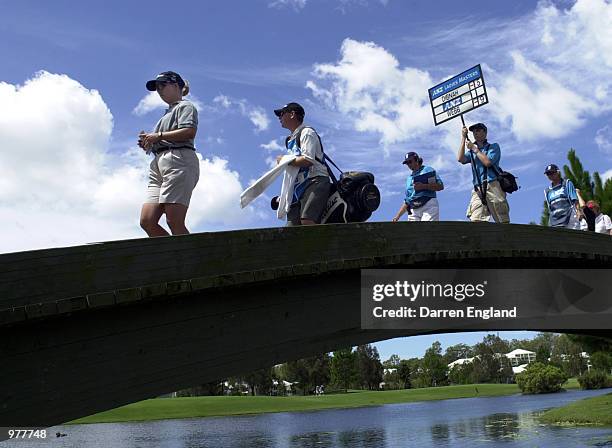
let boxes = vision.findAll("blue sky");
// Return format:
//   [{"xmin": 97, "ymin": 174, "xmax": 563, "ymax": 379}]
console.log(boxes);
[{"xmin": 1, "ymin": 0, "xmax": 610, "ymax": 358}]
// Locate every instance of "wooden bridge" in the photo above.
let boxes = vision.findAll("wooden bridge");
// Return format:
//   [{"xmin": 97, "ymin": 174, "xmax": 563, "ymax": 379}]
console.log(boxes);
[{"xmin": 1, "ymin": 222, "xmax": 611, "ymax": 428}]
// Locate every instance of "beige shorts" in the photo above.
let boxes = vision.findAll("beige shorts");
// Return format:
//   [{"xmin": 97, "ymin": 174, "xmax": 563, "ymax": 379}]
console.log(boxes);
[
  {"xmin": 466, "ymin": 180, "xmax": 510, "ymax": 223},
  {"xmin": 146, "ymin": 149, "xmax": 200, "ymax": 207}
]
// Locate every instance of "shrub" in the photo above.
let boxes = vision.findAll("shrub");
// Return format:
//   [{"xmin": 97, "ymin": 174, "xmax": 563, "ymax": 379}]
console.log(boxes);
[
  {"xmin": 577, "ymin": 370, "xmax": 611, "ymax": 390},
  {"xmin": 515, "ymin": 362, "xmax": 569, "ymax": 394}
]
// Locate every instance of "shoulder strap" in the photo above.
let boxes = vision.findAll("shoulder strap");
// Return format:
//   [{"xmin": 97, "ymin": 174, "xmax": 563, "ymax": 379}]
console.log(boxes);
[
  {"xmin": 469, "ymin": 151, "xmax": 490, "ymax": 211},
  {"xmin": 483, "ymin": 143, "xmax": 503, "ymax": 175},
  {"xmin": 563, "ymin": 179, "xmax": 574, "ymax": 208},
  {"xmin": 544, "ymin": 187, "xmax": 551, "ymax": 208},
  {"xmin": 290, "ymin": 126, "xmax": 343, "ymax": 184}
]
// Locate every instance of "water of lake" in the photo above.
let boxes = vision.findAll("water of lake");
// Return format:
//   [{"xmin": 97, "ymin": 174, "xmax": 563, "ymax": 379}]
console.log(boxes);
[{"xmin": 3, "ymin": 388, "xmax": 611, "ymax": 448}]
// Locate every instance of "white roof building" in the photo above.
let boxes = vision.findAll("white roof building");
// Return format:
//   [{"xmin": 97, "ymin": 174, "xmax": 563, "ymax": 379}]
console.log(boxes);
[
  {"xmin": 448, "ymin": 357, "xmax": 476, "ymax": 369},
  {"xmin": 505, "ymin": 349, "xmax": 536, "ymax": 367}
]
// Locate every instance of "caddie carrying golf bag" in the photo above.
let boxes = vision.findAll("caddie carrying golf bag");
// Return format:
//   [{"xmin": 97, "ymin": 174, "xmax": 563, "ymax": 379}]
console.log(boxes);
[{"xmin": 283, "ymin": 127, "xmax": 381, "ymax": 224}]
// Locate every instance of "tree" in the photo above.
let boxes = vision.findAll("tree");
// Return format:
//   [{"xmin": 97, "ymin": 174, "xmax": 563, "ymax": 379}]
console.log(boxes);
[
  {"xmin": 243, "ymin": 368, "xmax": 273, "ymax": 396},
  {"xmin": 515, "ymin": 362, "xmax": 569, "ymax": 394},
  {"xmin": 383, "ymin": 354, "xmax": 401, "ymax": 369},
  {"xmin": 397, "ymin": 359, "xmax": 412, "ymax": 389},
  {"xmin": 448, "ymin": 362, "xmax": 474, "ymax": 385},
  {"xmin": 330, "ymin": 348, "xmax": 358, "ymax": 392},
  {"xmin": 382, "ymin": 354, "xmax": 402, "ymax": 389},
  {"xmin": 566, "ymin": 334, "xmax": 612, "ymax": 354},
  {"xmin": 443, "ymin": 343, "xmax": 473, "ymax": 364},
  {"xmin": 578, "ymin": 370, "xmax": 611, "ymax": 390},
  {"xmin": 420, "ymin": 341, "xmax": 448, "ymax": 387},
  {"xmin": 472, "ymin": 335, "xmax": 511, "ymax": 383},
  {"xmin": 535, "ymin": 344, "xmax": 550, "ymax": 364},
  {"xmin": 284, "ymin": 354, "xmax": 331, "ymax": 395},
  {"xmin": 355, "ymin": 344, "xmax": 383, "ymax": 390},
  {"xmin": 590, "ymin": 351, "xmax": 612, "ymax": 374}
]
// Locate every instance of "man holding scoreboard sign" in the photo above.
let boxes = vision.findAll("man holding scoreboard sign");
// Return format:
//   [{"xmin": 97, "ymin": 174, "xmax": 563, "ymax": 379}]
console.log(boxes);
[
  {"xmin": 457, "ymin": 122, "xmax": 510, "ymax": 223},
  {"xmin": 428, "ymin": 65, "xmax": 510, "ymax": 224}
]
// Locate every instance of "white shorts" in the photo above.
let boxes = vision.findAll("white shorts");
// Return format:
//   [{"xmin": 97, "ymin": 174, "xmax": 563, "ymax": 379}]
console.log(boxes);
[
  {"xmin": 564, "ymin": 212, "xmax": 580, "ymax": 230},
  {"xmin": 408, "ymin": 198, "xmax": 439, "ymax": 221},
  {"xmin": 146, "ymin": 149, "xmax": 200, "ymax": 207}
]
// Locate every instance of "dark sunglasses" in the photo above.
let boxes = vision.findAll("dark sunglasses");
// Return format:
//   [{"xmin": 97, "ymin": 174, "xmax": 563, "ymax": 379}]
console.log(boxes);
[
  {"xmin": 156, "ymin": 81, "xmax": 174, "ymax": 88},
  {"xmin": 545, "ymin": 171, "xmax": 557, "ymax": 175}
]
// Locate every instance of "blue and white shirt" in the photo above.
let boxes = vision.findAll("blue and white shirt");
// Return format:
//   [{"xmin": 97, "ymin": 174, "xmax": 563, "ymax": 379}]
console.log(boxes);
[
  {"xmin": 286, "ymin": 125, "xmax": 329, "ymax": 203},
  {"xmin": 545, "ymin": 179, "xmax": 578, "ymax": 227},
  {"xmin": 405, "ymin": 165, "xmax": 443, "ymax": 208}
]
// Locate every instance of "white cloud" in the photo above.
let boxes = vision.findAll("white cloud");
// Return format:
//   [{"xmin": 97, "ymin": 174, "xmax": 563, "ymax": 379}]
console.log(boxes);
[
  {"xmin": 486, "ymin": 0, "xmax": 612, "ymax": 141},
  {"xmin": 132, "ymin": 91, "xmax": 166, "ymax": 116},
  {"xmin": 602, "ymin": 169, "xmax": 612, "ymax": 182},
  {"xmin": 213, "ymin": 94, "xmax": 270, "ymax": 132},
  {"xmin": 490, "ymin": 52, "xmax": 595, "ymax": 141},
  {"xmin": 268, "ymin": 0, "xmax": 307, "ymax": 11},
  {"xmin": 0, "ymin": 72, "xmax": 250, "ymax": 254},
  {"xmin": 269, "ymin": 0, "xmax": 388, "ymax": 12},
  {"xmin": 248, "ymin": 109, "xmax": 271, "ymax": 133},
  {"xmin": 306, "ymin": 0, "xmax": 612, "ymax": 149},
  {"xmin": 187, "ymin": 156, "xmax": 246, "ymax": 227},
  {"xmin": 133, "ymin": 91, "xmax": 204, "ymax": 116},
  {"xmin": 308, "ymin": 39, "xmax": 433, "ymax": 147},
  {"xmin": 213, "ymin": 94, "xmax": 231, "ymax": 108},
  {"xmin": 595, "ymin": 125, "xmax": 612, "ymax": 154},
  {"xmin": 260, "ymin": 139, "xmax": 284, "ymax": 152}
]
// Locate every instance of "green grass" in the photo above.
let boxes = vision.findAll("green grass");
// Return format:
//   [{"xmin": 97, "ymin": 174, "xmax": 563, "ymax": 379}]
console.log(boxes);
[
  {"xmin": 70, "ymin": 379, "xmax": 581, "ymax": 425},
  {"xmin": 539, "ymin": 392, "xmax": 612, "ymax": 426}
]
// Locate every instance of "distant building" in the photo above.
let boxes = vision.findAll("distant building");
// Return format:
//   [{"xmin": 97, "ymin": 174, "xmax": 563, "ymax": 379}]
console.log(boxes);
[
  {"xmin": 505, "ymin": 349, "xmax": 536, "ymax": 367},
  {"xmin": 447, "ymin": 357, "xmax": 476, "ymax": 369}
]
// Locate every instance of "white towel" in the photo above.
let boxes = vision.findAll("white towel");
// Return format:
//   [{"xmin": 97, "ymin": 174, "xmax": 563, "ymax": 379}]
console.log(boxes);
[
  {"xmin": 278, "ymin": 163, "xmax": 299, "ymax": 220},
  {"xmin": 240, "ymin": 155, "xmax": 297, "ymax": 209}
]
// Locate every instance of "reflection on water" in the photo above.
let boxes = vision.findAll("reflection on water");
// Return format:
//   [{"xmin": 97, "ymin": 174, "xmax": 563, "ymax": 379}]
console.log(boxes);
[
  {"xmin": 336, "ymin": 429, "xmax": 384, "ymax": 448},
  {"xmin": 2, "ymin": 389, "xmax": 611, "ymax": 448}
]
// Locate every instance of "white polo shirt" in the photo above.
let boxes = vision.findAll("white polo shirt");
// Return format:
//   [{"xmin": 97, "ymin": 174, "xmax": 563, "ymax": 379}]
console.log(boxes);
[{"xmin": 594, "ymin": 213, "xmax": 612, "ymax": 234}]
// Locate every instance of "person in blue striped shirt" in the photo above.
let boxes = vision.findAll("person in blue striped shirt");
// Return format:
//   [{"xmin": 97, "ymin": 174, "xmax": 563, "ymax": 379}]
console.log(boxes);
[
  {"xmin": 392, "ymin": 152, "xmax": 444, "ymax": 222},
  {"xmin": 544, "ymin": 163, "xmax": 583, "ymax": 229}
]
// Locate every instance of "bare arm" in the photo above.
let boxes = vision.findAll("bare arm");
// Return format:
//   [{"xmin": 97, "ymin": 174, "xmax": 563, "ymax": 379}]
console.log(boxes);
[
  {"xmin": 457, "ymin": 127, "xmax": 469, "ymax": 164},
  {"xmin": 575, "ymin": 189, "xmax": 586, "ymax": 208},
  {"xmin": 392, "ymin": 203, "xmax": 409, "ymax": 222},
  {"xmin": 290, "ymin": 156, "xmax": 314, "ymax": 168},
  {"xmin": 140, "ymin": 127, "xmax": 196, "ymax": 150}
]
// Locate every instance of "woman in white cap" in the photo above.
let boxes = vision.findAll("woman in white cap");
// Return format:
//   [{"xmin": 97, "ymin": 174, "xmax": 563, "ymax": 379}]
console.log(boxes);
[{"xmin": 138, "ymin": 71, "xmax": 200, "ymax": 236}]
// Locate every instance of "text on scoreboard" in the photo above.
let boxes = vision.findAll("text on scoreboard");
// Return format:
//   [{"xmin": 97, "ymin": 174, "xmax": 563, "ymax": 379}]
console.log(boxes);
[{"xmin": 428, "ymin": 65, "xmax": 488, "ymax": 126}]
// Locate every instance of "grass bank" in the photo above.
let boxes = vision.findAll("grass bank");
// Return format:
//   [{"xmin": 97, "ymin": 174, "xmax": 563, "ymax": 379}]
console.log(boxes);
[
  {"xmin": 72, "ymin": 384, "xmax": 517, "ymax": 424},
  {"xmin": 539, "ymin": 391, "xmax": 612, "ymax": 426},
  {"xmin": 70, "ymin": 380, "xmax": 578, "ymax": 425}
]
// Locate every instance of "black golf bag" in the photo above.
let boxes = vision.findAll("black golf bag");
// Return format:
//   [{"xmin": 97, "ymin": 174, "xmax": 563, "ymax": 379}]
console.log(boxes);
[{"xmin": 320, "ymin": 171, "xmax": 380, "ymax": 224}]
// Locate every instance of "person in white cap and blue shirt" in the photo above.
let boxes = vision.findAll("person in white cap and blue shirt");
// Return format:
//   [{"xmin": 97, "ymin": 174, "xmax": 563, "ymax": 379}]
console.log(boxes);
[
  {"xmin": 392, "ymin": 151, "xmax": 444, "ymax": 222},
  {"xmin": 544, "ymin": 163, "xmax": 583, "ymax": 229}
]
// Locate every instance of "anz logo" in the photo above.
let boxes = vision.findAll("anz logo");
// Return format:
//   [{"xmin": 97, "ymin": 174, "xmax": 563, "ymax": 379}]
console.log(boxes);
[
  {"xmin": 443, "ymin": 97, "xmax": 463, "ymax": 111},
  {"xmin": 431, "ymin": 86, "xmax": 444, "ymax": 97}
]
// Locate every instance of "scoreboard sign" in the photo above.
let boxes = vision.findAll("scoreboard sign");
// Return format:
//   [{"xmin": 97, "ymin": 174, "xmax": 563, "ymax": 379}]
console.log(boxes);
[{"xmin": 428, "ymin": 65, "xmax": 488, "ymax": 126}]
